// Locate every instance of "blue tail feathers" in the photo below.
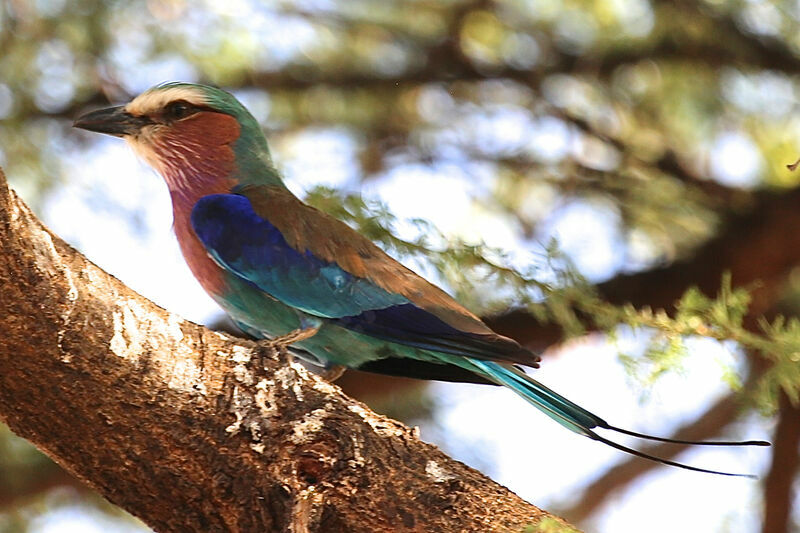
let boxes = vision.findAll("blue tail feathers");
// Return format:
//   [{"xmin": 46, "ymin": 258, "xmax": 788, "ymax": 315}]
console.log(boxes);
[
  {"xmin": 468, "ymin": 359, "xmax": 605, "ymax": 436},
  {"xmin": 467, "ymin": 358, "xmax": 768, "ymax": 478}
]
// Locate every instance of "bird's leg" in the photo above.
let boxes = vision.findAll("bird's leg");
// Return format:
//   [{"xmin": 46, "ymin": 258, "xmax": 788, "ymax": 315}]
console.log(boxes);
[
  {"xmin": 268, "ymin": 325, "xmax": 321, "ymax": 348},
  {"xmin": 316, "ymin": 364, "xmax": 346, "ymax": 382},
  {"xmin": 255, "ymin": 325, "xmax": 321, "ymax": 368}
]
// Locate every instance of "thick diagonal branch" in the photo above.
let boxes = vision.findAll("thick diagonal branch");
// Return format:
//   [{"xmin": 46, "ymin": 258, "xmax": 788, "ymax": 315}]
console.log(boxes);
[{"xmin": 0, "ymin": 168, "xmax": 571, "ymax": 533}]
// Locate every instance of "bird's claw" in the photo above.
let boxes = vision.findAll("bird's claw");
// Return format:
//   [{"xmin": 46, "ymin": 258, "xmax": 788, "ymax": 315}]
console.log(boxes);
[
  {"xmin": 316, "ymin": 364, "xmax": 346, "ymax": 382},
  {"xmin": 268, "ymin": 326, "xmax": 320, "ymax": 347},
  {"xmin": 255, "ymin": 326, "xmax": 320, "ymax": 367}
]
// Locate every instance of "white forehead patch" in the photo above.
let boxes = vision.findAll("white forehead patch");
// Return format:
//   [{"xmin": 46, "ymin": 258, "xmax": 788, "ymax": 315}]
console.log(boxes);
[{"xmin": 125, "ymin": 86, "xmax": 208, "ymax": 116}]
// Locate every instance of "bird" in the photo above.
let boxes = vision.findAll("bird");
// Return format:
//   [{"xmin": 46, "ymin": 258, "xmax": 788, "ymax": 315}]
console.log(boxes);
[{"xmin": 74, "ymin": 82, "xmax": 768, "ymax": 477}]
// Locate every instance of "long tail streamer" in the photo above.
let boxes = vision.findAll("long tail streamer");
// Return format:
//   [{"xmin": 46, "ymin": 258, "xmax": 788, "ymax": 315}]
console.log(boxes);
[{"xmin": 467, "ymin": 359, "xmax": 768, "ymax": 478}]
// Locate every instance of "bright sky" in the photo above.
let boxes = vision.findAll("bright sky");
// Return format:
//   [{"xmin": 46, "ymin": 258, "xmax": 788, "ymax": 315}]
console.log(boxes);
[{"xmin": 26, "ymin": 112, "xmax": 773, "ymax": 532}]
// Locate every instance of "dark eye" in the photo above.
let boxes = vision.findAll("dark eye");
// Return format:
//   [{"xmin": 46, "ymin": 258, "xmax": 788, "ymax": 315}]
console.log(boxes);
[{"xmin": 163, "ymin": 100, "xmax": 196, "ymax": 121}]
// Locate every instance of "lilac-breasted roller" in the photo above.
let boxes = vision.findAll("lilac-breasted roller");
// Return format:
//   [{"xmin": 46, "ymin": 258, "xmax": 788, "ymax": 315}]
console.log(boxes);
[{"xmin": 74, "ymin": 82, "xmax": 767, "ymax": 476}]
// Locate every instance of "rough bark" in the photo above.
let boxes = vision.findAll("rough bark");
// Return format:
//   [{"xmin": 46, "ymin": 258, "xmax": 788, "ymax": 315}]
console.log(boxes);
[{"xmin": 0, "ymin": 168, "xmax": 574, "ymax": 532}]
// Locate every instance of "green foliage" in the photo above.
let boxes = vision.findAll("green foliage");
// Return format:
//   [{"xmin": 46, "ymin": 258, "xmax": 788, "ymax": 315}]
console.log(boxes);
[
  {"xmin": 594, "ymin": 274, "xmax": 799, "ymax": 413},
  {"xmin": 309, "ymin": 183, "xmax": 800, "ymax": 414},
  {"xmin": 306, "ymin": 184, "xmax": 800, "ymax": 414}
]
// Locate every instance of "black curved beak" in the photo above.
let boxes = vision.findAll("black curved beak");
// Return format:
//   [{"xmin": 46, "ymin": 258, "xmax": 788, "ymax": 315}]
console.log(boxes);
[{"xmin": 73, "ymin": 105, "xmax": 151, "ymax": 137}]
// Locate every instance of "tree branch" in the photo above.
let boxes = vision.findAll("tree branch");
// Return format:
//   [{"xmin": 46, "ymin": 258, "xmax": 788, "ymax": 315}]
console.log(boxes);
[
  {"xmin": 762, "ymin": 392, "xmax": 800, "ymax": 533},
  {"xmin": 0, "ymin": 167, "xmax": 574, "ymax": 532}
]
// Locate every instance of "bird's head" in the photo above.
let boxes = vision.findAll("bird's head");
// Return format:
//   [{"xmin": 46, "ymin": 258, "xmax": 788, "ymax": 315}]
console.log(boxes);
[{"xmin": 74, "ymin": 82, "xmax": 281, "ymax": 194}]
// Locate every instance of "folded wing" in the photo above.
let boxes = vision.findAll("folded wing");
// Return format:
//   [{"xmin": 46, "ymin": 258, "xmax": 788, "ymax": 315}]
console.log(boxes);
[{"xmin": 191, "ymin": 189, "xmax": 539, "ymax": 367}]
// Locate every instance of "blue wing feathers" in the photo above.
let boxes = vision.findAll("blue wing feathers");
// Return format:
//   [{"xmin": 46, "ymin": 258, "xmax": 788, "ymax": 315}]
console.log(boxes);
[
  {"xmin": 192, "ymin": 193, "xmax": 537, "ymax": 363},
  {"xmin": 333, "ymin": 303, "xmax": 532, "ymax": 360},
  {"xmin": 192, "ymin": 193, "xmax": 407, "ymax": 318}
]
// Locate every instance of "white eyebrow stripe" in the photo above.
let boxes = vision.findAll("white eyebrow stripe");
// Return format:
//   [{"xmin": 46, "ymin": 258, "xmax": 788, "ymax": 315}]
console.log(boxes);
[{"xmin": 125, "ymin": 86, "xmax": 208, "ymax": 116}]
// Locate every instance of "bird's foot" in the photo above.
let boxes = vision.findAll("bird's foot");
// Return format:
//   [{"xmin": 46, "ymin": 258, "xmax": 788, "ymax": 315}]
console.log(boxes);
[
  {"xmin": 257, "ymin": 326, "xmax": 320, "ymax": 367},
  {"xmin": 252, "ymin": 339, "xmax": 287, "ymax": 370},
  {"xmin": 316, "ymin": 364, "xmax": 346, "ymax": 382},
  {"xmin": 269, "ymin": 326, "xmax": 320, "ymax": 348}
]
